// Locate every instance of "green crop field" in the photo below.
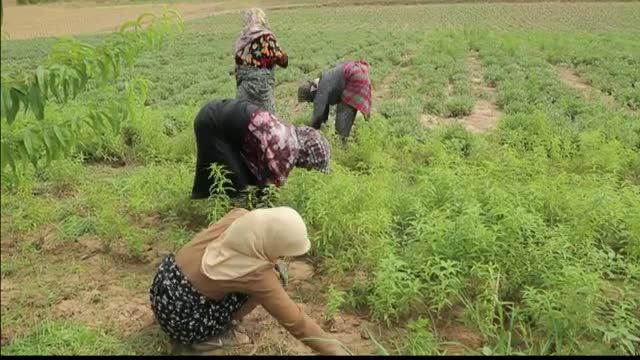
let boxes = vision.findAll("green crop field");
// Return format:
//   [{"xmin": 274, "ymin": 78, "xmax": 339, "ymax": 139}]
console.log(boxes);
[{"xmin": 1, "ymin": 0, "xmax": 639, "ymax": 356}]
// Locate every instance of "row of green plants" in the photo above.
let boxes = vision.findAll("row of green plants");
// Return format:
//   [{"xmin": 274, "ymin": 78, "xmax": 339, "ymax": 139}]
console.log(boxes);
[{"xmin": 275, "ymin": 31, "xmax": 638, "ymax": 355}]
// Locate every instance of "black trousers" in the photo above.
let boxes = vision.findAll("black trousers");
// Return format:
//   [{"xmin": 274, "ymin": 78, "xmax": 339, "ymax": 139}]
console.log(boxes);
[
  {"xmin": 335, "ymin": 102, "xmax": 358, "ymax": 140},
  {"xmin": 191, "ymin": 115, "xmax": 258, "ymax": 200}
]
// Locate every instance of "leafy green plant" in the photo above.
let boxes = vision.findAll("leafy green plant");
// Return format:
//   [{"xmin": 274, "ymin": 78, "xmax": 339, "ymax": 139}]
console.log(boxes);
[
  {"xmin": 242, "ymin": 184, "xmax": 280, "ymax": 210},
  {"xmin": 1, "ymin": 9, "xmax": 183, "ymax": 123},
  {"xmin": 56, "ymin": 215, "xmax": 97, "ymax": 242},
  {"xmin": 1, "ymin": 8, "xmax": 184, "ymax": 177},
  {"xmin": 207, "ymin": 163, "xmax": 233, "ymax": 223},
  {"xmin": 594, "ymin": 283, "xmax": 640, "ymax": 355},
  {"xmin": 326, "ymin": 284, "xmax": 346, "ymax": 320},
  {"xmin": 446, "ymin": 96, "xmax": 475, "ymax": 117},
  {"xmin": 368, "ymin": 253, "xmax": 422, "ymax": 324},
  {"xmin": 403, "ymin": 318, "xmax": 440, "ymax": 355}
]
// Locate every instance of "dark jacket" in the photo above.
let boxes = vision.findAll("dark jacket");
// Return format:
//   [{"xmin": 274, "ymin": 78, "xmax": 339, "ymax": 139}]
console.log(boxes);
[
  {"xmin": 194, "ymin": 99, "xmax": 259, "ymax": 145},
  {"xmin": 310, "ymin": 63, "xmax": 346, "ymax": 129},
  {"xmin": 192, "ymin": 99, "xmax": 260, "ymax": 199}
]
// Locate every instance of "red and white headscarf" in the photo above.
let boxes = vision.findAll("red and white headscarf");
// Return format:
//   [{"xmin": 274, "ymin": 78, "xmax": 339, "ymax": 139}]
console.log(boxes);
[
  {"xmin": 341, "ymin": 60, "xmax": 372, "ymax": 119},
  {"xmin": 294, "ymin": 126, "xmax": 330, "ymax": 174}
]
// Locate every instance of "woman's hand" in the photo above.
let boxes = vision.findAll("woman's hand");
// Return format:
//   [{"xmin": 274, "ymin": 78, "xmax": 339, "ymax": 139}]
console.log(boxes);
[
  {"xmin": 274, "ymin": 260, "xmax": 288, "ymax": 287},
  {"xmin": 329, "ymin": 346, "xmax": 351, "ymax": 356}
]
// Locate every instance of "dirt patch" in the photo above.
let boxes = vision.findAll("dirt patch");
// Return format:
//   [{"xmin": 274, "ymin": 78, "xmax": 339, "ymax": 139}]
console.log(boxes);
[
  {"xmin": 51, "ymin": 182, "xmax": 76, "ymax": 199},
  {"xmin": 440, "ymin": 322, "xmax": 483, "ymax": 354},
  {"xmin": 463, "ymin": 99, "xmax": 502, "ymax": 133},
  {"xmin": 174, "ymin": 206, "xmax": 210, "ymax": 231},
  {"xmin": 78, "ymin": 235, "xmax": 104, "ymax": 252},
  {"xmin": 420, "ymin": 113, "xmax": 449, "ymax": 129},
  {"xmin": 374, "ymin": 50, "xmax": 416, "ymax": 114},
  {"xmin": 52, "ymin": 285, "xmax": 155, "ymax": 336},
  {"xmin": 421, "ymin": 51, "xmax": 502, "ymax": 133},
  {"xmin": 3, "ymin": 227, "xmax": 389, "ymax": 356},
  {"xmin": 288, "ymin": 260, "xmax": 315, "ymax": 282},
  {"xmin": 558, "ymin": 67, "xmax": 591, "ymax": 91},
  {"xmin": 28, "ymin": 226, "xmax": 107, "ymax": 259},
  {"xmin": 0, "ymin": 279, "xmax": 20, "ymax": 312},
  {"xmin": 0, "ymin": 329, "xmax": 14, "ymax": 347},
  {"xmin": 434, "ymin": 305, "xmax": 483, "ymax": 355},
  {"xmin": 461, "ymin": 52, "xmax": 502, "ymax": 132},
  {"xmin": 421, "ymin": 111, "xmax": 500, "ymax": 133},
  {"xmin": 27, "ymin": 221, "xmax": 157, "ymax": 264},
  {"xmin": 557, "ymin": 66, "xmax": 618, "ymax": 109},
  {"xmin": 2, "ymin": 1, "xmax": 325, "ymax": 40},
  {"xmin": 0, "ymin": 231, "xmax": 18, "ymax": 255},
  {"xmin": 130, "ymin": 214, "xmax": 165, "ymax": 230},
  {"xmin": 31, "ymin": 224, "xmax": 58, "ymax": 252},
  {"xmin": 0, "ymin": 235, "xmax": 156, "ymax": 344},
  {"xmin": 30, "ymin": 182, "xmax": 77, "ymax": 199}
]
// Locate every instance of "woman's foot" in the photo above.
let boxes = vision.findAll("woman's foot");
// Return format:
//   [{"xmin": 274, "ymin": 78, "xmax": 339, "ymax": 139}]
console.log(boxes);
[
  {"xmin": 230, "ymin": 319, "xmax": 247, "ymax": 333},
  {"xmin": 190, "ymin": 330, "xmax": 252, "ymax": 352}
]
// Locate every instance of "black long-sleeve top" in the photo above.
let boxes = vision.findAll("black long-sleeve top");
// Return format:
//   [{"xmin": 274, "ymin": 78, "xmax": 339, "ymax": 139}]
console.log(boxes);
[{"xmin": 310, "ymin": 63, "xmax": 346, "ymax": 129}]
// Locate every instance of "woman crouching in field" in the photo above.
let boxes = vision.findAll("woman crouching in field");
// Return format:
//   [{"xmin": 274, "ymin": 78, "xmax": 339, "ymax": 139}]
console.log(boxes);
[
  {"xmin": 297, "ymin": 60, "xmax": 372, "ymax": 142},
  {"xmin": 234, "ymin": 8, "xmax": 288, "ymax": 113},
  {"xmin": 190, "ymin": 99, "xmax": 330, "ymax": 200},
  {"xmin": 150, "ymin": 207, "xmax": 348, "ymax": 355}
]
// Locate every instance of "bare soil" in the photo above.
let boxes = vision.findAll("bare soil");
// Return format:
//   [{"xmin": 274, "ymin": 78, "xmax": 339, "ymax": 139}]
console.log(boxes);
[
  {"xmin": 2, "ymin": 1, "xmax": 316, "ymax": 40},
  {"xmin": 557, "ymin": 66, "xmax": 619, "ymax": 109},
  {"xmin": 52, "ymin": 286, "xmax": 155, "ymax": 337},
  {"xmin": 464, "ymin": 52, "xmax": 502, "ymax": 132},
  {"xmin": 437, "ymin": 305, "xmax": 484, "ymax": 354},
  {"xmin": 377, "ymin": 52, "xmax": 414, "ymax": 95},
  {"xmin": 558, "ymin": 67, "xmax": 591, "ymax": 92},
  {"xmin": 421, "ymin": 51, "xmax": 502, "ymax": 133},
  {"xmin": 0, "ymin": 227, "xmax": 391, "ymax": 355}
]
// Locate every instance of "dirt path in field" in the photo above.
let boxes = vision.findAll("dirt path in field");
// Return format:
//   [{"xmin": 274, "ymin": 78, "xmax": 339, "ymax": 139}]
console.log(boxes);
[
  {"xmin": 420, "ymin": 51, "xmax": 502, "ymax": 132},
  {"xmin": 2, "ymin": 1, "xmax": 321, "ymax": 40},
  {"xmin": 376, "ymin": 52, "xmax": 414, "ymax": 98},
  {"xmin": 557, "ymin": 66, "xmax": 619, "ymax": 109},
  {"xmin": 373, "ymin": 50, "xmax": 415, "ymax": 115},
  {"xmin": 558, "ymin": 67, "xmax": 591, "ymax": 92},
  {"xmin": 464, "ymin": 52, "xmax": 502, "ymax": 132}
]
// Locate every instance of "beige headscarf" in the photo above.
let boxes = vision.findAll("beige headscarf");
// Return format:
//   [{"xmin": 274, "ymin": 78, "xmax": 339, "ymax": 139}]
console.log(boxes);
[{"xmin": 201, "ymin": 207, "xmax": 311, "ymax": 280}]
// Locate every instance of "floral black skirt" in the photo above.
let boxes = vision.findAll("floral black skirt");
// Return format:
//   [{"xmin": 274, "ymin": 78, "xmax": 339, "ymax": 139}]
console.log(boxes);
[{"xmin": 149, "ymin": 254, "xmax": 249, "ymax": 345}]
